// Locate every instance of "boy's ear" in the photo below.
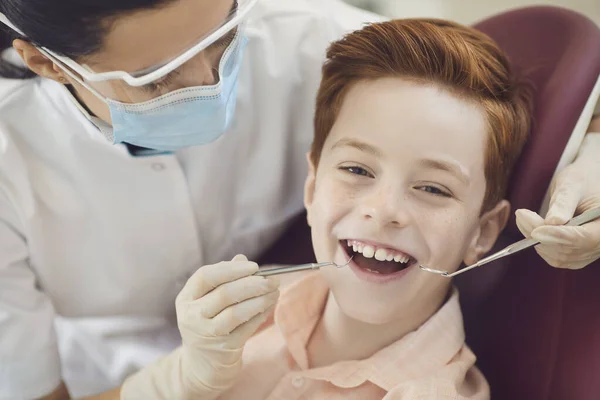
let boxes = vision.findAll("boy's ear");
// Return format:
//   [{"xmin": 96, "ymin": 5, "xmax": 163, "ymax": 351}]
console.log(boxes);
[
  {"xmin": 464, "ymin": 200, "xmax": 511, "ymax": 266},
  {"xmin": 12, "ymin": 39, "xmax": 69, "ymax": 83},
  {"xmin": 304, "ymin": 152, "xmax": 317, "ymax": 227}
]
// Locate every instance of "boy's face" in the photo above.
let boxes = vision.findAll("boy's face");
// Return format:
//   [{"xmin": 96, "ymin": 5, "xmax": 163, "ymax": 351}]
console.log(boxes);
[{"xmin": 305, "ymin": 78, "xmax": 509, "ymax": 325}]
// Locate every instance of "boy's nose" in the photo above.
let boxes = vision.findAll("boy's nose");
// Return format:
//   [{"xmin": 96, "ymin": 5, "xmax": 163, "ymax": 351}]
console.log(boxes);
[{"xmin": 359, "ymin": 185, "xmax": 410, "ymax": 228}]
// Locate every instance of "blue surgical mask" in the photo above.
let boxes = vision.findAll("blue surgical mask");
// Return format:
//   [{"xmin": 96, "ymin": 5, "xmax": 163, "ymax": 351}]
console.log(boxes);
[{"xmin": 73, "ymin": 33, "xmax": 248, "ymax": 152}]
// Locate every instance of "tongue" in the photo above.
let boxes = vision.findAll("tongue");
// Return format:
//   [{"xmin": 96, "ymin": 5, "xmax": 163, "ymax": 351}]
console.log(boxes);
[{"xmin": 354, "ymin": 253, "xmax": 407, "ymax": 275}]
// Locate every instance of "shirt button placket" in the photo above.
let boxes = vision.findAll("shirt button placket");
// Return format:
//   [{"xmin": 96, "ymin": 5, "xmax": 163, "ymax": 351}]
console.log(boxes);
[
  {"xmin": 151, "ymin": 162, "xmax": 166, "ymax": 171},
  {"xmin": 291, "ymin": 376, "xmax": 305, "ymax": 388}
]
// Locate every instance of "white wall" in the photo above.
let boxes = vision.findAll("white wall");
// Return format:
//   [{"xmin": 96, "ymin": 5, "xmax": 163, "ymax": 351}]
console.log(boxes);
[{"xmin": 344, "ymin": 0, "xmax": 600, "ymax": 24}]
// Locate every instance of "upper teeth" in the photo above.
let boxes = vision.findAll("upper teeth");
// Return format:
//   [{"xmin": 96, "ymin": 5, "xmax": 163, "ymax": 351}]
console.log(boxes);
[{"xmin": 346, "ymin": 240, "xmax": 411, "ymax": 263}]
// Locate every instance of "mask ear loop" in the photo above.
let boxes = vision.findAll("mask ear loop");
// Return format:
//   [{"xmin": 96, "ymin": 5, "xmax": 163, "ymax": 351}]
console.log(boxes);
[
  {"xmin": 36, "ymin": 47, "xmax": 110, "ymax": 105},
  {"xmin": 0, "ymin": 12, "xmax": 113, "ymax": 102}
]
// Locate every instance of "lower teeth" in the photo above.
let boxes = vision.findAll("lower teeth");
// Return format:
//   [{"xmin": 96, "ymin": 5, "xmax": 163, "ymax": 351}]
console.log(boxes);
[{"xmin": 365, "ymin": 268, "xmax": 381, "ymax": 274}]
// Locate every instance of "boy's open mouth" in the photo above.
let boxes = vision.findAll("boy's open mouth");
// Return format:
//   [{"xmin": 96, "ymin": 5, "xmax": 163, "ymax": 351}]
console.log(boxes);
[{"xmin": 341, "ymin": 240, "xmax": 416, "ymax": 275}]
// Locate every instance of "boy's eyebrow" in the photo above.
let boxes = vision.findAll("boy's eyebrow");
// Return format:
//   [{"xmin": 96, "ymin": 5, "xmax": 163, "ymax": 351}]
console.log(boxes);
[
  {"xmin": 330, "ymin": 138, "xmax": 383, "ymax": 158},
  {"xmin": 417, "ymin": 159, "xmax": 471, "ymax": 185},
  {"xmin": 330, "ymin": 139, "xmax": 470, "ymax": 184}
]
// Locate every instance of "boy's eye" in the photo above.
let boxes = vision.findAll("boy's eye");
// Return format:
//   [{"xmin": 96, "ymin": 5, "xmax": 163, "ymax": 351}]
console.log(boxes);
[
  {"xmin": 340, "ymin": 166, "xmax": 373, "ymax": 178},
  {"xmin": 416, "ymin": 185, "xmax": 452, "ymax": 198}
]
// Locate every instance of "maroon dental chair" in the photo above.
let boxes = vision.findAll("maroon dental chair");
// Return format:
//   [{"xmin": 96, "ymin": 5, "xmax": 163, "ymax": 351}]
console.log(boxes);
[
  {"xmin": 463, "ymin": 7, "xmax": 600, "ymax": 400},
  {"xmin": 258, "ymin": 6, "xmax": 600, "ymax": 400}
]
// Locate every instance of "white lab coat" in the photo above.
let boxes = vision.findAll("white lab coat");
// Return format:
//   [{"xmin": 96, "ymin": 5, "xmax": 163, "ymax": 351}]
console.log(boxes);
[{"xmin": 0, "ymin": 1, "xmax": 382, "ymax": 398}]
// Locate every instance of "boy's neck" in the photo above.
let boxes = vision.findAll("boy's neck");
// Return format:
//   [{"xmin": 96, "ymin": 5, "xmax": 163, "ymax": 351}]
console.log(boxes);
[{"xmin": 306, "ymin": 290, "xmax": 448, "ymax": 369}]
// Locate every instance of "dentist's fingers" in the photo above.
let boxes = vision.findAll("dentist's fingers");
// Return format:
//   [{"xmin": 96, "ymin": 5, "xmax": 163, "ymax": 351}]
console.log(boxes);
[
  {"xmin": 534, "ymin": 246, "xmax": 592, "ymax": 270},
  {"xmin": 231, "ymin": 254, "xmax": 249, "ymax": 262},
  {"xmin": 177, "ymin": 255, "xmax": 259, "ymax": 302},
  {"xmin": 545, "ymin": 167, "xmax": 585, "ymax": 225},
  {"xmin": 515, "ymin": 209, "xmax": 545, "ymax": 238},
  {"xmin": 199, "ymin": 275, "xmax": 279, "ymax": 319},
  {"xmin": 516, "ymin": 208, "xmax": 600, "ymax": 269},
  {"xmin": 227, "ymin": 304, "xmax": 277, "ymax": 348},
  {"xmin": 532, "ymin": 222, "xmax": 600, "ymax": 251},
  {"xmin": 209, "ymin": 291, "xmax": 280, "ymax": 336}
]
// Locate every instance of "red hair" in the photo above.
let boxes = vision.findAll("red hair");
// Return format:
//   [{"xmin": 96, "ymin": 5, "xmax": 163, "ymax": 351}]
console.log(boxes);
[{"xmin": 311, "ymin": 19, "xmax": 532, "ymax": 212}]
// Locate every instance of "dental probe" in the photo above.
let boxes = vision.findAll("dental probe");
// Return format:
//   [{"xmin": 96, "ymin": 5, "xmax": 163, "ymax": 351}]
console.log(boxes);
[
  {"xmin": 420, "ymin": 206, "xmax": 600, "ymax": 278},
  {"xmin": 255, "ymin": 257, "xmax": 354, "ymax": 277}
]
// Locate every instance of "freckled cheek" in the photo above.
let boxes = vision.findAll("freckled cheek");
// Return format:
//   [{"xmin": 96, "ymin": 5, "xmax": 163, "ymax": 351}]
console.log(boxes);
[
  {"xmin": 419, "ymin": 214, "xmax": 472, "ymax": 268},
  {"xmin": 312, "ymin": 180, "xmax": 360, "ymax": 227},
  {"xmin": 309, "ymin": 180, "xmax": 360, "ymax": 260}
]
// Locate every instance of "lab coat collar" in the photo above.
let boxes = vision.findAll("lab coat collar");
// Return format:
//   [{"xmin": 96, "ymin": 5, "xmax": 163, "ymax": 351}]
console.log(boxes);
[
  {"xmin": 57, "ymin": 83, "xmax": 170, "ymax": 157},
  {"xmin": 57, "ymin": 83, "xmax": 115, "ymax": 141}
]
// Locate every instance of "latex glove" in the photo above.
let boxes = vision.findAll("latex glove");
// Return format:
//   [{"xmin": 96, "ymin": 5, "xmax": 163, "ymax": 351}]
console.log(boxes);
[
  {"xmin": 121, "ymin": 255, "xmax": 279, "ymax": 400},
  {"xmin": 515, "ymin": 129, "xmax": 600, "ymax": 270}
]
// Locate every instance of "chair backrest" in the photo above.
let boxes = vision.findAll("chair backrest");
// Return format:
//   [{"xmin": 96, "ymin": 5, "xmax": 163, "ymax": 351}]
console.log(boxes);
[
  {"xmin": 457, "ymin": 6, "xmax": 600, "ymax": 400},
  {"xmin": 258, "ymin": 6, "xmax": 600, "ymax": 399}
]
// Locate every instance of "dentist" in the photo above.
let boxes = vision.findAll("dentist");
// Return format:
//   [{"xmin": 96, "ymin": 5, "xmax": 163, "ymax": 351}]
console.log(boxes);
[
  {"xmin": 0, "ymin": 0, "xmax": 380, "ymax": 399},
  {"xmin": 0, "ymin": 0, "xmax": 598, "ymax": 399}
]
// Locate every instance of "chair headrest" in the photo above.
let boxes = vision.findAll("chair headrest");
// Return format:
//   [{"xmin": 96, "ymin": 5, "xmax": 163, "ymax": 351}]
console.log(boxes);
[
  {"xmin": 455, "ymin": 7, "xmax": 600, "ymax": 304},
  {"xmin": 475, "ymin": 6, "xmax": 600, "ymax": 239}
]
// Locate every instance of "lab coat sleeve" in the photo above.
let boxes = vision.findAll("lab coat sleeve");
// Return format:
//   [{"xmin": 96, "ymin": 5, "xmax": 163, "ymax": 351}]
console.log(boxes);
[{"xmin": 0, "ymin": 192, "xmax": 62, "ymax": 400}]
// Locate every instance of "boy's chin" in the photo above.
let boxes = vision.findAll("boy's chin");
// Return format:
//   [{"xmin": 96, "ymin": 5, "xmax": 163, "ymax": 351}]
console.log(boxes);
[
  {"xmin": 339, "ymin": 300, "xmax": 402, "ymax": 325},
  {"xmin": 332, "ymin": 277, "xmax": 454, "ymax": 326},
  {"xmin": 331, "ymin": 285, "xmax": 414, "ymax": 325}
]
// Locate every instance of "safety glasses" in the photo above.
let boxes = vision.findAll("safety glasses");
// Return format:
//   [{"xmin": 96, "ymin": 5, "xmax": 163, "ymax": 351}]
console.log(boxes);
[{"xmin": 0, "ymin": 0, "xmax": 257, "ymax": 87}]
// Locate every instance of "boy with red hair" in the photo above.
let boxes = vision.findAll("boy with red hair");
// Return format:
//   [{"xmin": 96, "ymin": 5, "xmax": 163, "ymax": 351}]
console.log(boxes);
[{"xmin": 177, "ymin": 19, "xmax": 531, "ymax": 399}]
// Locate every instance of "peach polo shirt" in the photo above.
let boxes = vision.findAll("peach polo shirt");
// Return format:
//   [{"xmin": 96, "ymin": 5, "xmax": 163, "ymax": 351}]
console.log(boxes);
[{"xmin": 218, "ymin": 273, "xmax": 490, "ymax": 400}]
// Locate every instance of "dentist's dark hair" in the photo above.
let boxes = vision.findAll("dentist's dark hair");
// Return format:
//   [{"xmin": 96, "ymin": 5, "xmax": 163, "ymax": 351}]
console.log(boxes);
[{"xmin": 0, "ymin": 0, "xmax": 175, "ymax": 79}]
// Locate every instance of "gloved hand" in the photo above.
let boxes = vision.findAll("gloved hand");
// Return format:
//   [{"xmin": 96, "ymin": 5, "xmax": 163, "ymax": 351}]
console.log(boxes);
[
  {"xmin": 516, "ymin": 127, "xmax": 600, "ymax": 270},
  {"xmin": 120, "ymin": 255, "xmax": 279, "ymax": 400}
]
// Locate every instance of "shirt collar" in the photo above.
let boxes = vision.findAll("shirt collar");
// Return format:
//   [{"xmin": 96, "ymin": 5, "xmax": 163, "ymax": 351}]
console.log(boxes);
[
  {"xmin": 274, "ymin": 273, "xmax": 466, "ymax": 391},
  {"xmin": 274, "ymin": 273, "xmax": 329, "ymax": 370},
  {"xmin": 365, "ymin": 288, "xmax": 466, "ymax": 390}
]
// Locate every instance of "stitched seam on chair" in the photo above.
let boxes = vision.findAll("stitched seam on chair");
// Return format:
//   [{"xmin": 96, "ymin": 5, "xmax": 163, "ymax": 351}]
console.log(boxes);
[{"xmin": 546, "ymin": 270, "xmax": 567, "ymax": 400}]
